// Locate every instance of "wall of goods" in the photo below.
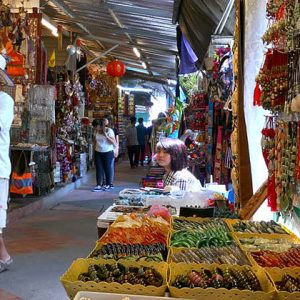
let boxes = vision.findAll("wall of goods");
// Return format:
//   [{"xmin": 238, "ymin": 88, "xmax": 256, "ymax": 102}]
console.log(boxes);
[
  {"xmin": 60, "ymin": 215, "xmax": 300, "ymax": 299},
  {"xmin": 253, "ymin": 0, "xmax": 300, "ymax": 221},
  {"xmin": 181, "ymin": 46, "xmax": 233, "ymax": 187},
  {"xmin": 0, "ymin": 6, "xmax": 90, "ymax": 197},
  {"xmin": 0, "ymin": 7, "xmax": 51, "ymax": 197}
]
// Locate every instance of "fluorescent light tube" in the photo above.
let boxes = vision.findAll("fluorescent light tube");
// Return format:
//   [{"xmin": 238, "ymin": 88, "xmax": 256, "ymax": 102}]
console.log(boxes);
[
  {"xmin": 133, "ymin": 47, "xmax": 141, "ymax": 58},
  {"xmin": 141, "ymin": 61, "xmax": 147, "ymax": 69}
]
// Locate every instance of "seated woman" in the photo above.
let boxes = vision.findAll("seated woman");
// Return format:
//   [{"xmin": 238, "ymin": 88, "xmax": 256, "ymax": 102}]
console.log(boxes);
[{"xmin": 155, "ymin": 138, "xmax": 201, "ymax": 191}]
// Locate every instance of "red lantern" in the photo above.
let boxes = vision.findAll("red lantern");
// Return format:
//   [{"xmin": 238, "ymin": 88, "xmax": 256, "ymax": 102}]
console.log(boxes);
[{"xmin": 106, "ymin": 60, "xmax": 126, "ymax": 77}]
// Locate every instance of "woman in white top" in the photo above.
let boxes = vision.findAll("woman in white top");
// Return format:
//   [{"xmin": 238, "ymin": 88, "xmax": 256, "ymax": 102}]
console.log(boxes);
[
  {"xmin": 155, "ymin": 138, "xmax": 201, "ymax": 191},
  {"xmin": 93, "ymin": 119, "xmax": 116, "ymax": 191}
]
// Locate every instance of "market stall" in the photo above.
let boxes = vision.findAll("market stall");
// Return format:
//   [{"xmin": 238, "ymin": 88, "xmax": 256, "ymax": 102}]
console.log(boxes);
[{"xmin": 60, "ymin": 213, "xmax": 300, "ymax": 299}]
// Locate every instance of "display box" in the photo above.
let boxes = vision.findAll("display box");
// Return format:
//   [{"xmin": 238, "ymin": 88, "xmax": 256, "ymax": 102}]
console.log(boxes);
[
  {"xmin": 266, "ymin": 267, "xmax": 300, "ymax": 300},
  {"xmin": 233, "ymin": 232, "xmax": 300, "ymax": 267},
  {"xmin": 171, "ymin": 216, "xmax": 232, "ymax": 232},
  {"xmin": 226, "ymin": 219, "xmax": 294, "ymax": 238},
  {"xmin": 87, "ymin": 241, "xmax": 167, "ymax": 262},
  {"xmin": 60, "ymin": 258, "xmax": 168, "ymax": 299},
  {"xmin": 168, "ymin": 244, "xmax": 251, "ymax": 266},
  {"xmin": 168, "ymin": 262, "xmax": 275, "ymax": 300}
]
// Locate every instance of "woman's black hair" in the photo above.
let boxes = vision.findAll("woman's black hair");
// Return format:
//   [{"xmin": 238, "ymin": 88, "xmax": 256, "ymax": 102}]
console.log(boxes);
[
  {"xmin": 156, "ymin": 138, "xmax": 188, "ymax": 171},
  {"xmin": 92, "ymin": 119, "xmax": 104, "ymax": 127},
  {"xmin": 92, "ymin": 119, "xmax": 99, "ymax": 127}
]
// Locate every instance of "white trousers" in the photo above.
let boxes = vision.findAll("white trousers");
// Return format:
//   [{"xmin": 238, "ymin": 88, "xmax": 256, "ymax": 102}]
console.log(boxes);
[{"xmin": 0, "ymin": 178, "xmax": 9, "ymax": 234}]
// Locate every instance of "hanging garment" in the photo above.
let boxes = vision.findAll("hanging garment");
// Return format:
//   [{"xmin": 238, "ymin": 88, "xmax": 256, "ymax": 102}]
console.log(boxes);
[{"xmin": 214, "ymin": 126, "xmax": 223, "ymax": 183}]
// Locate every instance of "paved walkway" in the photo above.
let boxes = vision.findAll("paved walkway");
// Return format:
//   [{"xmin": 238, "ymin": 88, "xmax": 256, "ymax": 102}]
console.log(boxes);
[{"xmin": 0, "ymin": 161, "xmax": 146, "ymax": 300}]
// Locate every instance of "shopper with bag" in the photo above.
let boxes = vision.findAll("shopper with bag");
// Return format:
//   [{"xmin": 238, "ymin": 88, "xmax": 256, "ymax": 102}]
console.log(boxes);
[{"xmin": 0, "ymin": 52, "xmax": 14, "ymax": 272}]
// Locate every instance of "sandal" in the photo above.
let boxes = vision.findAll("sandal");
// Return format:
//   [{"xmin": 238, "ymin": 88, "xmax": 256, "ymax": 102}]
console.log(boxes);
[{"xmin": 0, "ymin": 257, "xmax": 13, "ymax": 273}]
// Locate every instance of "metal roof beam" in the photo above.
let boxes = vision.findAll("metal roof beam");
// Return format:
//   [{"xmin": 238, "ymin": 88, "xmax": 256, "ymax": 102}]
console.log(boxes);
[
  {"xmin": 106, "ymin": 2, "xmax": 172, "ymax": 19},
  {"xmin": 214, "ymin": 0, "xmax": 234, "ymax": 35},
  {"xmin": 48, "ymin": 0, "xmax": 105, "ymax": 49}
]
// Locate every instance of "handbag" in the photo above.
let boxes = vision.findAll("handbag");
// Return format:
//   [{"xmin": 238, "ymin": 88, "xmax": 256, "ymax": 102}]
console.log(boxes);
[{"xmin": 10, "ymin": 151, "xmax": 33, "ymax": 195}]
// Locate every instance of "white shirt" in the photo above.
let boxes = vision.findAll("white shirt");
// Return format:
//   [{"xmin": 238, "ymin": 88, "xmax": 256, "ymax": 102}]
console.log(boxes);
[
  {"xmin": 0, "ymin": 92, "xmax": 14, "ymax": 179},
  {"xmin": 163, "ymin": 168, "xmax": 202, "ymax": 192},
  {"xmin": 95, "ymin": 128, "xmax": 115, "ymax": 153}
]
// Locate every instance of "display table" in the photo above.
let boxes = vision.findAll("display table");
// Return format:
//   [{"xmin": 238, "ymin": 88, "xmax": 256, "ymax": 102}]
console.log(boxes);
[
  {"xmin": 97, "ymin": 207, "xmax": 114, "ymax": 238},
  {"xmin": 97, "ymin": 204, "xmax": 170, "ymax": 238},
  {"xmin": 62, "ymin": 216, "xmax": 298, "ymax": 300}
]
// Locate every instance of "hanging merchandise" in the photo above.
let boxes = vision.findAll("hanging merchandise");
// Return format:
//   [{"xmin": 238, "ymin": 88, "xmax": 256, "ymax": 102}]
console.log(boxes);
[
  {"xmin": 275, "ymin": 121, "xmax": 298, "ymax": 213},
  {"xmin": 261, "ymin": 116, "xmax": 277, "ymax": 211},
  {"xmin": 162, "ymin": 97, "xmax": 185, "ymax": 136},
  {"xmin": 254, "ymin": 49, "xmax": 288, "ymax": 111},
  {"xmin": 10, "ymin": 151, "xmax": 33, "ymax": 195},
  {"xmin": 55, "ymin": 73, "xmax": 87, "ymax": 182},
  {"xmin": 208, "ymin": 46, "xmax": 233, "ymax": 185},
  {"xmin": 179, "ymin": 45, "xmax": 233, "ymax": 186},
  {"xmin": 181, "ymin": 95, "xmax": 207, "ymax": 184},
  {"xmin": 254, "ymin": 0, "xmax": 300, "ymax": 217},
  {"xmin": 86, "ymin": 61, "xmax": 118, "ymax": 119}
]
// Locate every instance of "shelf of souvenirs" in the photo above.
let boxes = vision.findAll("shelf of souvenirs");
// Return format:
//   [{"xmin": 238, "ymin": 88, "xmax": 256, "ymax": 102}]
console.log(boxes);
[{"xmin": 11, "ymin": 143, "xmax": 50, "ymax": 151}]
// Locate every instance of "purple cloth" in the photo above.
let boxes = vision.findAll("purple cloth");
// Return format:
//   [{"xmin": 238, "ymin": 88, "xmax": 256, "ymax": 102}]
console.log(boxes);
[{"xmin": 179, "ymin": 34, "xmax": 198, "ymax": 74}]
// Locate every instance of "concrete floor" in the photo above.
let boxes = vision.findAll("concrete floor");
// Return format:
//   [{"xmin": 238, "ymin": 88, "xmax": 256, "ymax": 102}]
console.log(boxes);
[{"xmin": 0, "ymin": 161, "xmax": 147, "ymax": 300}]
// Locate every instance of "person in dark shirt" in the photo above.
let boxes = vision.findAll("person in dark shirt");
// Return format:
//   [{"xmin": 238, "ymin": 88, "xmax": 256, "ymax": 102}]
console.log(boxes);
[
  {"xmin": 136, "ymin": 118, "xmax": 147, "ymax": 166},
  {"xmin": 146, "ymin": 123, "xmax": 153, "ymax": 164}
]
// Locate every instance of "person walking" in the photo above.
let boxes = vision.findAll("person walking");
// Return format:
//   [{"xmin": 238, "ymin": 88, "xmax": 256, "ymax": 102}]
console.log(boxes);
[
  {"xmin": 92, "ymin": 119, "xmax": 116, "ymax": 191},
  {"xmin": 146, "ymin": 122, "xmax": 153, "ymax": 164},
  {"xmin": 136, "ymin": 118, "xmax": 147, "ymax": 166},
  {"xmin": 104, "ymin": 115, "xmax": 119, "ymax": 160},
  {"xmin": 125, "ymin": 116, "xmax": 139, "ymax": 168},
  {"xmin": 0, "ymin": 53, "xmax": 14, "ymax": 272}
]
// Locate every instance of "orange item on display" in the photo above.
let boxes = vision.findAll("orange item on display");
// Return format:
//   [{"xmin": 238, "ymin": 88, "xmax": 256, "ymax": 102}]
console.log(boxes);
[
  {"xmin": 5, "ymin": 41, "xmax": 13, "ymax": 55},
  {"xmin": 7, "ymin": 51, "xmax": 26, "ymax": 76}
]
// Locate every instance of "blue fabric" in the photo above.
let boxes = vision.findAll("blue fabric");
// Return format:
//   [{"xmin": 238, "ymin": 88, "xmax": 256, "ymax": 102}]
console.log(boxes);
[
  {"xmin": 136, "ymin": 124, "xmax": 147, "ymax": 146},
  {"xmin": 14, "ymin": 178, "xmax": 32, "ymax": 189},
  {"xmin": 179, "ymin": 34, "xmax": 198, "ymax": 74}
]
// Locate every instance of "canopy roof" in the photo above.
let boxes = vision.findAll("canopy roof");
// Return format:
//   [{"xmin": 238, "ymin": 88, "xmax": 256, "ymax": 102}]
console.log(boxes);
[{"xmin": 41, "ymin": 0, "xmax": 234, "ymax": 81}]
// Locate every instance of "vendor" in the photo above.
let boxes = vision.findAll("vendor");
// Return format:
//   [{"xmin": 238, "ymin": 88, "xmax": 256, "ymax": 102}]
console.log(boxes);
[{"xmin": 155, "ymin": 138, "xmax": 201, "ymax": 191}]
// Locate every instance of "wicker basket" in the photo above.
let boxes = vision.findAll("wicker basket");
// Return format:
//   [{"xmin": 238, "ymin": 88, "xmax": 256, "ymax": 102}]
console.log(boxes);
[
  {"xmin": 87, "ymin": 242, "xmax": 166, "ymax": 262},
  {"xmin": 168, "ymin": 262, "xmax": 275, "ymax": 300},
  {"xmin": 168, "ymin": 244, "xmax": 252, "ymax": 266},
  {"xmin": 266, "ymin": 267, "xmax": 300, "ymax": 300},
  {"xmin": 233, "ymin": 232, "xmax": 300, "ymax": 267},
  {"xmin": 60, "ymin": 258, "xmax": 168, "ymax": 299},
  {"xmin": 226, "ymin": 219, "xmax": 293, "ymax": 238}
]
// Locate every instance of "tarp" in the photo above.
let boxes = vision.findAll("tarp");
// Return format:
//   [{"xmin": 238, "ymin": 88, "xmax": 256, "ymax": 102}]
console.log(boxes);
[{"xmin": 178, "ymin": 0, "xmax": 234, "ymax": 62}]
